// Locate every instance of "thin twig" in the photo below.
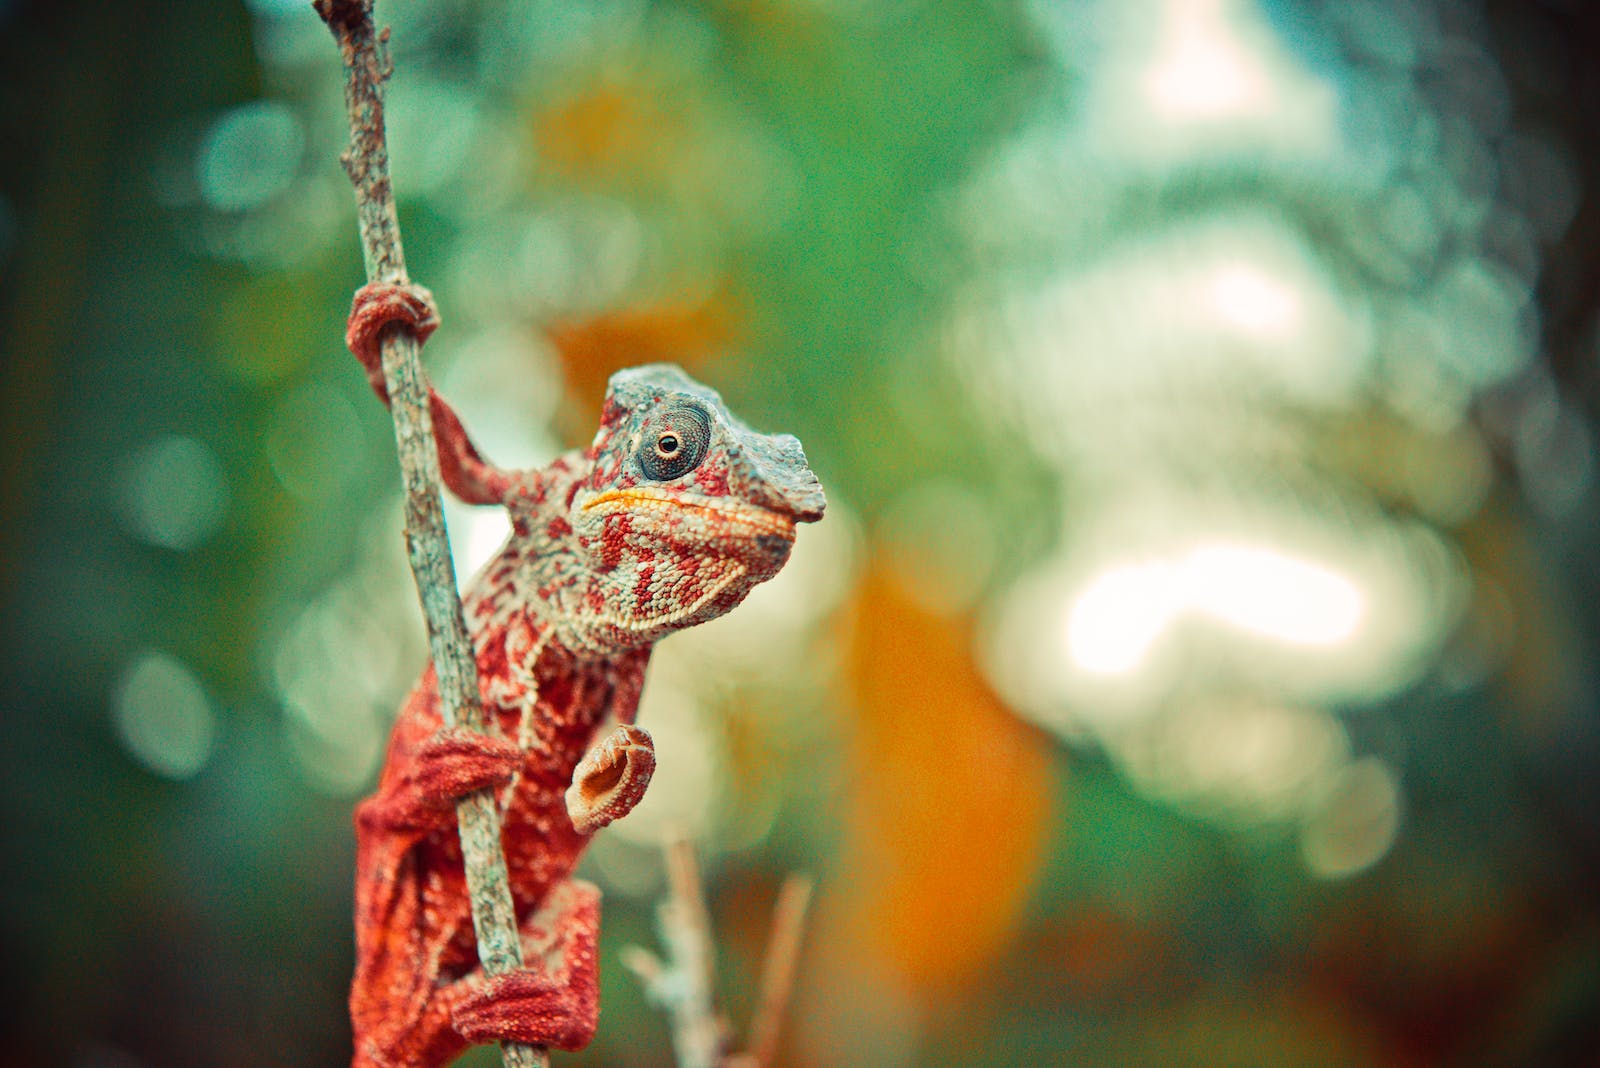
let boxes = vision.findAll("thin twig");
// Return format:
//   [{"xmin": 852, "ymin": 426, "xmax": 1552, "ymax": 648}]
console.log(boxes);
[
  {"xmin": 622, "ymin": 834, "xmax": 728, "ymax": 1068},
  {"xmin": 628, "ymin": 835, "xmax": 814, "ymax": 1068},
  {"xmin": 742, "ymin": 874, "xmax": 813, "ymax": 1068},
  {"xmin": 313, "ymin": 2, "xmax": 544, "ymax": 1065},
  {"xmin": 662, "ymin": 834, "xmax": 727, "ymax": 1068}
]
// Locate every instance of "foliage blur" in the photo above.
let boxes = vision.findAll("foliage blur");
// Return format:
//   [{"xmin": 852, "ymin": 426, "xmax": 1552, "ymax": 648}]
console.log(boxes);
[{"xmin": 3, "ymin": 0, "xmax": 1600, "ymax": 1064}]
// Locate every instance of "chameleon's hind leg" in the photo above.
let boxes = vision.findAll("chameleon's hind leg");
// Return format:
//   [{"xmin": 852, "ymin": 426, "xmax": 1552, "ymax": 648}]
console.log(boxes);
[{"xmin": 448, "ymin": 879, "xmax": 602, "ymax": 1052}]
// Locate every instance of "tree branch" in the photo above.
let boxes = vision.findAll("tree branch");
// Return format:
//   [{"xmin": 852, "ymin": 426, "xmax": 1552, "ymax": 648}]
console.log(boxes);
[
  {"xmin": 739, "ymin": 873, "xmax": 813, "ymax": 1068},
  {"xmin": 625, "ymin": 834, "xmax": 813, "ymax": 1068},
  {"xmin": 313, "ymin": 2, "xmax": 545, "ymax": 1065},
  {"xmin": 664, "ymin": 835, "xmax": 727, "ymax": 1068}
]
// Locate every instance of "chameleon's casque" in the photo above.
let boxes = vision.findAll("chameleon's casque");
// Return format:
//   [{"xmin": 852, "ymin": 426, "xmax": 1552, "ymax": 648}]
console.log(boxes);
[{"xmin": 343, "ymin": 284, "xmax": 824, "ymax": 1067}]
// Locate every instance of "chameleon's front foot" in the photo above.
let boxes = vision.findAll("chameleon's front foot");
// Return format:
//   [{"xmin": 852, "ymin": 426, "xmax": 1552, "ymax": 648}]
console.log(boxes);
[
  {"xmin": 358, "ymin": 727, "xmax": 523, "ymax": 831},
  {"xmin": 450, "ymin": 880, "xmax": 601, "ymax": 1051},
  {"xmin": 344, "ymin": 281, "xmax": 441, "ymax": 399},
  {"xmin": 566, "ymin": 724, "xmax": 656, "ymax": 834},
  {"xmin": 412, "ymin": 726, "xmax": 523, "ymax": 803}
]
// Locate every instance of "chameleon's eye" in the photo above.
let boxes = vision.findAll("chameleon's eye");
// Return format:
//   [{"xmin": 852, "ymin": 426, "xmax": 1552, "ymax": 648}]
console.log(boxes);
[{"xmin": 638, "ymin": 403, "xmax": 710, "ymax": 481}]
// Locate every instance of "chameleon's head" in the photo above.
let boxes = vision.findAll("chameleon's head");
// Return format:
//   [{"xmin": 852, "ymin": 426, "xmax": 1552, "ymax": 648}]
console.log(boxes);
[{"xmin": 568, "ymin": 364, "xmax": 826, "ymax": 648}]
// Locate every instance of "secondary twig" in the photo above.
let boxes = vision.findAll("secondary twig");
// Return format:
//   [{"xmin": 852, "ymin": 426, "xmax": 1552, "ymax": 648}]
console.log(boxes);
[
  {"xmin": 663, "ymin": 834, "xmax": 726, "ymax": 1068},
  {"xmin": 623, "ymin": 834, "xmax": 726, "ymax": 1068},
  {"xmin": 739, "ymin": 874, "xmax": 813, "ymax": 1068},
  {"xmin": 313, "ymin": 2, "xmax": 545, "ymax": 1066},
  {"xmin": 626, "ymin": 835, "xmax": 813, "ymax": 1068}
]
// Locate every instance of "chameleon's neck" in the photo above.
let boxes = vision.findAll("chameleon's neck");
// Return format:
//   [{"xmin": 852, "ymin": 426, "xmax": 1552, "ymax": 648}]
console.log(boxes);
[{"xmin": 461, "ymin": 452, "xmax": 649, "ymax": 660}]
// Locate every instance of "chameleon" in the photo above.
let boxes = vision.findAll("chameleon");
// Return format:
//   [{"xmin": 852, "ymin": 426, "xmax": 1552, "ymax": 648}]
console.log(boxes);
[{"xmin": 341, "ymin": 283, "xmax": 826, "ymax": 1067}]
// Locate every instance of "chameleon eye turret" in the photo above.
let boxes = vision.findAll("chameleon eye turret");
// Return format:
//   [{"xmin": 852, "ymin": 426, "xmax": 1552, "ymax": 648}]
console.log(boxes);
[{"xmin": 637, "ymin": 402, "xmax": 711, "ymax": 481}]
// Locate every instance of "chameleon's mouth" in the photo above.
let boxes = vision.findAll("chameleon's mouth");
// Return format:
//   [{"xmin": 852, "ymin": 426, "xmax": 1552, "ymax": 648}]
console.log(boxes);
[{"xmin": 580, "ymin": 488, "xmax": 798, "ymax": 539}]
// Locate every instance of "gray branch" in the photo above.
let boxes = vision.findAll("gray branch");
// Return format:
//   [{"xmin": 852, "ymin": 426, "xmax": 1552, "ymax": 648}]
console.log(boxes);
[
  {"xmin": 625, "ymin": 835, "xmax": 813, "ymax": 1068},
  {"xmin": 313, "ymin": 2, "xmax": 545, "ymax": 1065}
]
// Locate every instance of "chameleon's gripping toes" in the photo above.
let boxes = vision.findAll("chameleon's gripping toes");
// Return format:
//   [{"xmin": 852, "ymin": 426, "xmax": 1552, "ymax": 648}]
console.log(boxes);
[{"xmin": 347, "ymin": 283, "xmax": 824, "ymax": 1067}]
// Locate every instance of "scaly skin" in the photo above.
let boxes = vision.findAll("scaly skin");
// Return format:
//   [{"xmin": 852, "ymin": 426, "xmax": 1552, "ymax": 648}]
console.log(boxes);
[{"xmin": 344, "ymin": 284, "xmax": 825, "ymax": 1067}]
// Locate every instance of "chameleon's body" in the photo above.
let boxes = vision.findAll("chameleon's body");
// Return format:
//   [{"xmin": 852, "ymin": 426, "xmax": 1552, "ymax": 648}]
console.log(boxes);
[{"xmin": 343, "ymin": 285, "xmax": 825, "ymax": 1067}]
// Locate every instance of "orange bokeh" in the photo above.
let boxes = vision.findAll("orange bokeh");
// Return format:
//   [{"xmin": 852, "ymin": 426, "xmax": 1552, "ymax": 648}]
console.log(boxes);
[{"xmin": 835, "ymin": 561, "xmax": 1057, "ymax": 989}]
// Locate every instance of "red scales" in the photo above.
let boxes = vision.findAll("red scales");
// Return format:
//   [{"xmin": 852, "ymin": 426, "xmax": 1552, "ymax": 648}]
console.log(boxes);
[{"xmin": 342, "ymin": 284, "xmax": 825, "ymax": 1068}]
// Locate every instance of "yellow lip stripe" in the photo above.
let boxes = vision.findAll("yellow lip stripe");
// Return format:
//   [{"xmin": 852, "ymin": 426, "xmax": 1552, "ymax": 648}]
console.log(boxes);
[{"xmin": 580, "ymin": 488, "xmax": 795, "ymax": 536}]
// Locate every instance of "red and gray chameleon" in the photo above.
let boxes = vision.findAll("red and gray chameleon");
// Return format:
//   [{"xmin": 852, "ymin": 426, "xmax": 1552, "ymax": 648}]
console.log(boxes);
[{"xmin": 342, "ymin": 284, "xmax": 825, "ymax": 1067}]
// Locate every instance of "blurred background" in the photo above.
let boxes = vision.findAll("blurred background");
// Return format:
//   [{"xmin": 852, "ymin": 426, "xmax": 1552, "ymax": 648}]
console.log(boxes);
[{"xmin": 3, "ymin": 0, "xmax": 1599, "ymax": 1064}]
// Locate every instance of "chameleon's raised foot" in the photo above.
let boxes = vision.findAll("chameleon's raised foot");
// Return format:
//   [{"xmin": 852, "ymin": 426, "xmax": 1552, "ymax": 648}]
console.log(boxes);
[
  {"xmin": 450, "ymin": 880, "xmax": 601, "ymax": 1051},
  {"xmin": 345, "ymin": 281, "xmax": 441, "ymax": 399},
  {"xmin": 358, "ymin": 727, "xmax": 523, "ymax": 831},
  {"xmin": 566, "ymin": 723, "xmax": 656, "ymax": 834}
]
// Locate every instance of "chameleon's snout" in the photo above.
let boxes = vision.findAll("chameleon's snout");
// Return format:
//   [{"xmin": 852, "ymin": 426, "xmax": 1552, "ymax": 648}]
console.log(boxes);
[
  {"xmin": 736, "ymin": 431, "xmax": 826, "ymax": 524},
  {"xmin": 778, "ymin": 468, "xmax": 826, "ymax": 524}
]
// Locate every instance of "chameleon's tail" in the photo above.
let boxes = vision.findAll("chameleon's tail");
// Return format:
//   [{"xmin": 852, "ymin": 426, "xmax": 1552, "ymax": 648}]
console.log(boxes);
[{"xmin": 349, "ymin": 834, "xmax": 467, "ymax": 1068}]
